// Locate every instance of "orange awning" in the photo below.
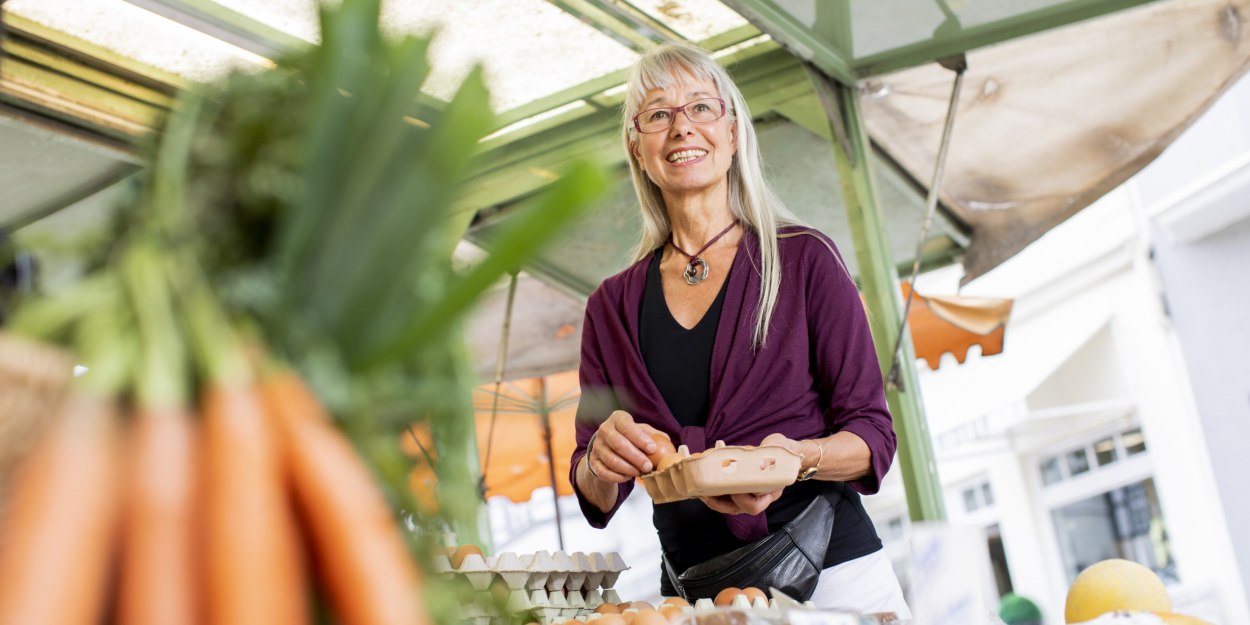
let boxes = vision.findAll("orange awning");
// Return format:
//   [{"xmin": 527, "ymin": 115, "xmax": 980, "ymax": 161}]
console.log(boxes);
[
  {"xmin": 902, "ymin": 282, "xmax": 1013, "ymax": 369},
  {"xmin": 405, "ymin": 370, "xmax": 579, "ymax": 504}
]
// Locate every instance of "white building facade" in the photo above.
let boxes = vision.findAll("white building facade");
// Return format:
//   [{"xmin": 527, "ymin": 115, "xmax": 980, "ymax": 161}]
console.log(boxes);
[{"xmin": 865, "ymin": 71, "xmax": 1250, "ymax": 625}]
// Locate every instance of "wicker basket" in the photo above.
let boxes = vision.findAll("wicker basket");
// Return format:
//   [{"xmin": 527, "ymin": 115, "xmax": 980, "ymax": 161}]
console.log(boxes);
[{"xmin": 0, "ymin": 333, "xmax": 74, "ymax": 502}]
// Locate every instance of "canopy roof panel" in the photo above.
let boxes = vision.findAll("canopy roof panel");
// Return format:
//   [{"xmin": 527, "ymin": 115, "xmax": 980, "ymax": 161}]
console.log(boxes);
[
  {"xmin": 862, "ymin": 0, "xmax": 1250, "ymax": 282},
  {"xmin": 4, "ymin": 0, "xmax": 1247, "ymax": 290},
  {"xmin": 627, "ymin": 0, "xmax": 749, "ymax": 40},
  {"xmin": 5, "ymin": 0, "xmax": 269, "ymax": 81},
  {"xmin": 721, "ymin": 0, "xmax": 1156, "ymax": 81}
]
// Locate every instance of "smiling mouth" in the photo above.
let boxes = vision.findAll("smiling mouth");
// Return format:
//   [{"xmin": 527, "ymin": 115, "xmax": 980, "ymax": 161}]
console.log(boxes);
[{"xmin": 667, "ymin": 149, "xmax": 707, "ymax": 164}]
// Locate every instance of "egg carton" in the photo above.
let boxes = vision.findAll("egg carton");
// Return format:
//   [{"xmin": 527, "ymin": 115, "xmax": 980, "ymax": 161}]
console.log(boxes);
[
  {"xmin": 437, "ymin": 551, "xmax": 630, "ymax": 592},
  {"xmin": 640, "ymin": 442, "xmax": 802, "ymax": 504}
]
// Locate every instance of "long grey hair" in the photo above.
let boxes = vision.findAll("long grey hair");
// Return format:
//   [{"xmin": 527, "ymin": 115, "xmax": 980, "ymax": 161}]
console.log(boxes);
[{"xmin": 622, "ymin": 41, "xmax": 801, "ymax": 349}]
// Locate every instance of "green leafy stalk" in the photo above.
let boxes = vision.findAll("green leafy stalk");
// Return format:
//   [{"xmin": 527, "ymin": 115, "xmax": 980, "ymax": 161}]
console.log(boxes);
[
  {"xmin": 357, "ymin": 159, "xmax": 608, "ymax": 369},
  {"xmin": 73, "ymin": 277, "xmax": 135, "ymax": 398},
  {"xmin": 277, "ymin": 0, "xmax": 388, "ymax": 281},
  {"xmin": 123, "ymin": 243, "xmax": 187, "ymax": 409},
  {"xmin": 171, "ymin": 253, "xmax": 251, "ymax": 387}
]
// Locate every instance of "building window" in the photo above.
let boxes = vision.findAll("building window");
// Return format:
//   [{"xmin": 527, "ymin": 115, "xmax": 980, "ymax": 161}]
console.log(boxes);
[
  {"xmin": 1041, "ymin": 457, "xmax": 1063, "ymax": 486},
  {"xmin": 1039, "ymin": 426, "xmax": 1147, "ymax": 487},
  {"xmin": 963, "ymin": 488, "xmax": 980, "ymax": 513},
  {"xmin": 961, "ymin": 480, "xmax": 996, "ymax": 513},
  {"xmin": 1123, "ymin": 428, "xmax": 1147, "ymax": 455},
  {"xmin": 1050, "ymin": 478, "xmax": 1176, "ymax": 585},
  {"xmin": 1094, "ymin": 437, "xmax": 1118, "ymax": 466},
  {"xmin": 1066, "ymin": 448, "xmax": 1091, "ymax": 477}
]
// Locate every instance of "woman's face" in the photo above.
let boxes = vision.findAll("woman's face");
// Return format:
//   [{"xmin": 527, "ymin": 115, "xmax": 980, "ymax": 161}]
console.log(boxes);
[{"xmin": 630, "ymin": 74, "xmax": 738, "ymax": 201}]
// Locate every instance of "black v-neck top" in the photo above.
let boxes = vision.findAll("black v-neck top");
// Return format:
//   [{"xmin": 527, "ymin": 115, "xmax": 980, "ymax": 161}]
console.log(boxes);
[
  {"xmin": 637, "ymin": 249, "xmax": 729, "ymax": 428},
  {"xmin": 636, "ymin": 247, "xmax": 882, "ymax": 597}
]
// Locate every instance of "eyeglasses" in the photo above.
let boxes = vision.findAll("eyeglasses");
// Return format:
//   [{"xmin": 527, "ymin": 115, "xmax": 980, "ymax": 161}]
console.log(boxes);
[{"xmin": 632, "ymin": 98, "xmax": 728, "ymax": 134}]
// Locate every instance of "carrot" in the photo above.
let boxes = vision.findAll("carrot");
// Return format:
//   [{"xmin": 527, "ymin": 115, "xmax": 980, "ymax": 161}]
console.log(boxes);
[
  {"xmin": 0, "ymin": 392, "xmax": 122, "ymax": 625},
  {"xmin": 261, "ymin": 369, "xmax": 427, "ymax": 625},
  {"xmin": 115, "ymin": 242, "xmax": 202, "ymax": 625},
  {"xmin": 201, "ymin": 381, "xmax": 309, "ymax": 625},
  {"xmin": 171, "ymin": 250, "xmax": 309, "ymax": 625},
  {"xmin": 115, "ymin": 406, "xmax": 200, "ymax": 625}
]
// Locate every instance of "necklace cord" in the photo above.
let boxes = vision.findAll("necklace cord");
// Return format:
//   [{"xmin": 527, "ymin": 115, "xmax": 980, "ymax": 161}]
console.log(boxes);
[{"xmin": 669, "ymin": 220, "xmax": 738, "ymax": 271}]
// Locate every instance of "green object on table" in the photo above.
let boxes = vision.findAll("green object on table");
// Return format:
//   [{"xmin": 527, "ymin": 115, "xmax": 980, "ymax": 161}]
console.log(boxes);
[{"xmin": 999, "ymin": 592, "xmax": 1043, "ymax": 625}]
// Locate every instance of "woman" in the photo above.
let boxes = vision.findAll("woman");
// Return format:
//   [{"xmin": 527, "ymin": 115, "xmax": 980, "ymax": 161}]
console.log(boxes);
[{"xmin": 569, "ymin": 41, "xmax": 910, "ymax": 617}]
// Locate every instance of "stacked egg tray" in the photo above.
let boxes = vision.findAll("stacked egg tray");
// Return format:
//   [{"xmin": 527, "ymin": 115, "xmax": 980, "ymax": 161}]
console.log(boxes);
[
  {"xmin": 434, "ymin": 550, "xmax": 631, "ymax": 625},
  {"xmin": 640, "ymin": 442, "xmax": 802, "ymax": 505}
]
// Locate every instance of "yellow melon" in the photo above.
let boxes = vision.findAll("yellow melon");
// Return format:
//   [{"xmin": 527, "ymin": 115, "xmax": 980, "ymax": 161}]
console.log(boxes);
[{"xmin": 1065, "ymin": 559, "xmax": 1171, "ymax": 623}]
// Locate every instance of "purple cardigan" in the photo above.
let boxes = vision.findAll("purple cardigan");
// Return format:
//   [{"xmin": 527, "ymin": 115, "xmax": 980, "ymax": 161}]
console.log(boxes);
[{"xmin": 569, "ymin": 226, "xmax": 896, "ymax": 541}]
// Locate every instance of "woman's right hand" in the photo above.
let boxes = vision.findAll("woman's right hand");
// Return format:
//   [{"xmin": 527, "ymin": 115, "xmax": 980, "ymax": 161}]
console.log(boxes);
[{"xmin": 584, "ymin": 410, "xmax": 663, "ymax": 484}]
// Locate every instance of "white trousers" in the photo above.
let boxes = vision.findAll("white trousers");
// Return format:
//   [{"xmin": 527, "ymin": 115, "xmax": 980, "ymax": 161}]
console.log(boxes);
[{"xmin": 808, "ymin": 549, "xmax": 912, "ymax": 620}]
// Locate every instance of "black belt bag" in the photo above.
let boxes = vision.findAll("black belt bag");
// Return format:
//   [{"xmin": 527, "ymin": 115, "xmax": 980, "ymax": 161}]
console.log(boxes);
[{"xmin": 662, "ymin": 494, "xmax": 834, "ymax": 602}]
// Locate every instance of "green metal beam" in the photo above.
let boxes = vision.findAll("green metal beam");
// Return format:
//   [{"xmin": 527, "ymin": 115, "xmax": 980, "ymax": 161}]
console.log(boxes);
[
  {"xmin": 1, "ymin": 13, "xmax": 185, "ymax": 91},
  {"xmin": 807, "ymin": 66, "xmax": 946, "ymax": 522},
  {"xmin": 717, "ymin": 0, "xmax": 858, "ymax": 85},
  {"xmin": 588, "ymin": 0, "xmax": 686, "ymax": 43},
  {"xmin": 119, "ymin": 0, "xmax": 448, "ymax": 118},
  {"xmin": 0, "ymin": 13, "xmax": 179, "ymax": 141},
  {"xmin": 120, "ymin": 0, "xmax": 308, "ymax": 59},
  {"xmin": 464, "ymin": 47, "xmax": 803, "ymax": 213},
  {"xmin": 852, "ymin": 0, "xmax": 1155, "ymax": 77},
  {"xmin": 547, "ymin": 0, "xmax": 664, "ymax": 52},
  {"xmin": 481, "ymin": 43, "xmax": 791, "ymax": 163},
  {"xmin": 0, "ymin": 20, "xmax": 176, "ymax": 141},
  {"xmin": 491, "ymin": 24, "xmax": 762, "ymax": 130}
]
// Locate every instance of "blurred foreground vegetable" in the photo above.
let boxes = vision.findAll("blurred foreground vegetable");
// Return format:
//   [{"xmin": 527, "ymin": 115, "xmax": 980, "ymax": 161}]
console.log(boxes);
[{"xmin": 0, "ymin": 0, "xmax": 607, "ymax": 623}]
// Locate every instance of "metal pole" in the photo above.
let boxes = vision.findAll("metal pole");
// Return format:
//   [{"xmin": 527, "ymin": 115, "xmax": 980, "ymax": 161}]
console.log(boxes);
[
  {"xmin": 807, "ymin": 66, "xmax": 947, "ymax": 522},
  {"xmin": 888, "ymin": 59, "xmax": 967, "ymax": 391},
  {"xmin": 539, "ymin": 377, "xmax": 566, "ymax": 550}
]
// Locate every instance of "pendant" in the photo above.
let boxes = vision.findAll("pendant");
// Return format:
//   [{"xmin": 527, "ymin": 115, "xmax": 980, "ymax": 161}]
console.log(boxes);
[{"xmin": 683, "ymin": 258, "xmax": 709, "ymax": 285}]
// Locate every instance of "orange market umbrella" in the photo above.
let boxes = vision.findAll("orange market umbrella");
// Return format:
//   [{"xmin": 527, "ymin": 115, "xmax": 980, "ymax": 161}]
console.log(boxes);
[{"xmin": 404, "ymin": 370, "xmax": 580, "ymax": 546}]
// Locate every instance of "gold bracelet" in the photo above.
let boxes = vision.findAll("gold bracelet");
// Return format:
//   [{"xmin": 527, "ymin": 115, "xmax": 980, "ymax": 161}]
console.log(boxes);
[{"xmin": 797, "ymin": 440, "xmax": 824, "ymax": 481}]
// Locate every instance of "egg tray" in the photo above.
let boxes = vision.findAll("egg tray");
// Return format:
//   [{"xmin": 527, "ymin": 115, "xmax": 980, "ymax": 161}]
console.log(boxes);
[
  {"xmin": 436, "ymin": 550, "xmax": 630, "ymax": 593},
  {"xmin": 458, "ymin": 592, "xmax": 812, "ymax": 625},
  {"xmin": 457, "ymin": 587, "xmax": 628, "ymax": 625},
  {"xmin": 640, "ymin": 442, "xmax": 802, "ymax": 504}
]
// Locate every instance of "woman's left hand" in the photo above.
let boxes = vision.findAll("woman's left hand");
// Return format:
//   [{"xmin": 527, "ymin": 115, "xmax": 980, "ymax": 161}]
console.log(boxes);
[
  {"xmin": 700, "ymin": 489, "xmax": 784, "ymax": 516},
  {"xmin": 760, "ymin": 432, "xmax": 815, "ymax": 459}
]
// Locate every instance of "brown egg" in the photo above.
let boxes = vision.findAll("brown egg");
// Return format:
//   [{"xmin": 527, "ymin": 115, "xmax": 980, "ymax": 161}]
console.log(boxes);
[
  {"xmin": 489, "ymin": 578, "xmax": 511, "ymax": 603},
  {"xmin": 657, "ymin": 452, "xmax": 684, "ymax": 472},
  {"xmin": 632, "ymin": 609, "xmax": 669, "ymax": 625},
  {"xmin": 742, "ymin": 587, "xmax": 767, "ymax": 602},
  {"xmin": 646, "ymin": 432, "xmax": 677, "ymax": 466},
  {"xmin": 659, "ymin": 606, "xmax": 686, "ymax": 623},
  {"xmin": 714, "ymin": 587, "xmax": 744, "ymax": 607},
  {"xmin": 595, "ymin": 604, "xmax": 623, "ymax": 615},
  {"xmin": 450, "ymin": 544, "xmax": 482, "ymax": 569},
  {"xmin": 660, "ymin": 597, "xmax": 690, "ymax": 608},
  {"xmin": 631, "ymin": 602, "xmax": 655, "ymax": 611},
  {"xmin": 596, "ymin": 614, "xmax": 628, "ymax": 625}
]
